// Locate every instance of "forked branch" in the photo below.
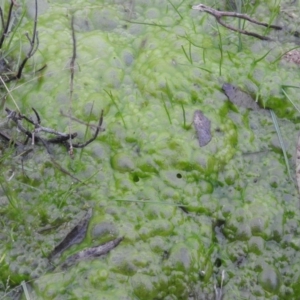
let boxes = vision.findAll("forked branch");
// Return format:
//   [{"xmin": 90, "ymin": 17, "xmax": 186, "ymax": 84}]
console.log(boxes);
[
  {"xmin": 192, "ymin": 4, "xmax": 282, "ymax": 41},
  {"xmin": 3, "ymin": 107, "xmax": 104, "ymax": 155},
  {"xmin": 15, "ymin": 0, "xmax": 38, "ymax": 79}
]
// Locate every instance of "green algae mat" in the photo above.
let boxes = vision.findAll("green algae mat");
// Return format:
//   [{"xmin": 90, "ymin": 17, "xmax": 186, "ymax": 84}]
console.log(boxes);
[{"xmin": 1, "ymin": 0, "xmax": 300, "ymax": 299}]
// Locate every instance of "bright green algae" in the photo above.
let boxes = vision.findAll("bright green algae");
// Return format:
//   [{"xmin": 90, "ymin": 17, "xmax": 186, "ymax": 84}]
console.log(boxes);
[{"xmin": 1, "ymin": 0, "xmax": 300, "ymax": 299}]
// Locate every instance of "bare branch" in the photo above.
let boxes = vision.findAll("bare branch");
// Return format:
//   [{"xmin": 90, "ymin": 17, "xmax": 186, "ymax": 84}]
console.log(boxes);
[
  {"xmin": 0, "ymin": 129, "xmax": 22, "ymax": 146},
  {"xmin": 32, "ymin": 107, "xmax": 41, "ymax": 124},
  {"xmin": 0, "ymin": 0, "xmax": 14, "ymax": 49},
  {"xmin": 60, "ymin": 109, "xmax": 100, "ymax": 130},
  {"xmin": 15, "ymin": 0, "xmax": 38, "ymax": 79},
  {"xmin": 192, "ymin": 4, "xmax": 282, "ymax": 41},
  {"xmin": 67, "ymin": 14, "xmax": 77, "ymax": 157},
  {"xmin": 50, "ymin": 157, "xmax": 83, "ymax": 183},
  {"xmin": 71, "ymin": 110, "xmax": 103, "ymax": 149},
  {"xmin": 0, "ymin": 7, "xmax": 5, "ymax": 30},
  {"xmin": 4, "ymin": 107, "xmax": 103, "ymax": 155}
]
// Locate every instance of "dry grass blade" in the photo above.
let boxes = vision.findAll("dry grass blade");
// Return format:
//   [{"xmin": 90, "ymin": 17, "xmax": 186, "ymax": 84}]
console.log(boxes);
[
  {"xmin": 214, "ymin": 270, "xmax": 225, "ymax": 300},
  {"xmin": 21, "ymin": 281, "xmax": 31, "ymax": 300},
  {"xmin": 0, "ymin": 76, "xmax": 20, "ymax": 111},
  {"xmin": 49, "ymin": 157, "xmax": 82, "ymax": 183}
]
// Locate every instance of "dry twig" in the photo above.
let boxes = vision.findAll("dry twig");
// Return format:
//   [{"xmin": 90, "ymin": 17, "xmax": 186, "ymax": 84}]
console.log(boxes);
[
  {"xmin": 60, "ymin": 109, "xmax": 100, "ymax": 130},
  {"xmin": 15, "ymin": 0, "xmax": 39, "ymax": 79},
  {"xmin": 0, "ymin": 0, "xmax": 39, "ymax": 82},
  {"xmin": 3, "ymin": 107, "xmax": 103, "ymax": 154},
  {"xmin": 192, "ymin": 4, "xmax": 282, "ymax": 41},
  {"xmin": 68, "ymin": 15, "xmax": 77, "ymax": 157},
  {"xmin": 0, "ymin": 0, "xmax": 14, "ymax": 49}
]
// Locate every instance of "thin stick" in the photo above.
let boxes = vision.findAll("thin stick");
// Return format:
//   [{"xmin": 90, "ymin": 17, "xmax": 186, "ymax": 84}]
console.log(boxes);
[
  {"xmin": 5, "ymin": 107, "xmax": 102, "ymax": 153},
  {"xmin": 0, "ymin": 7, "xmax": 5, "ymax": 30},
  {"xmin": 0, "ymin": 0, "xmax": 14, "ymax": 49},
  {"xmin": 15, "ymin": 0, "xmax": 38, "ymax": 79},
  {"xmin": 192, "ymin": 4, "xmax": 282, "ymax": 41},
  {"xmin": 0, "ymin": 130, "xmax": 22, "ymax": 146},
  {"xmin": 60, "ymin": 109, "xmax": 100, "ymax": 129},
  {"xmin": 71, "ymin": 110, "xmax": 103, "ymax": 148},
  {"xmin": 50, "ymin": 157, "xmax": 83, "ymax": 183},
  {"xmin": 68, "ymin": 15, "xmax": 76, "ymax": 157}
]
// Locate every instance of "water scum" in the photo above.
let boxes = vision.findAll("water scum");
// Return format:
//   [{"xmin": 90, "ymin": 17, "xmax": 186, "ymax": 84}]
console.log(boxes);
[{"xmin": 1, "ymin": 0, "xmax": 300, "ymax": 299}]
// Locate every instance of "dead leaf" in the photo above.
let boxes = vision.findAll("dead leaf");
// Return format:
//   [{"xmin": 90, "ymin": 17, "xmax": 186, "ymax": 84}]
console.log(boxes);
[
  {"xmin": 49, "ymin": 208, "xmax": 93, "ymax": 259},
  {"xmin": 193, "ymin": 110, "xmax": 211, "ymax": 147}
]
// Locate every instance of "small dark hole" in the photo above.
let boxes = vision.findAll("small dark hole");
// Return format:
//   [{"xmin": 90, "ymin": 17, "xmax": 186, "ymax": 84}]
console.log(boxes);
[
  {"xmin": 132, "ymin": 174, "xmax": 139, "ymax": 182},
  {"xmin": 214, "ymin": 258, "xmax": 222, "ymax": 268},
  {"xmin": 176, "ymin": 173, "xmax": 182, "ymax": 179},
  {"xmin": 162, "ymin": 250, "xmax": 169, "ymax": 260}
]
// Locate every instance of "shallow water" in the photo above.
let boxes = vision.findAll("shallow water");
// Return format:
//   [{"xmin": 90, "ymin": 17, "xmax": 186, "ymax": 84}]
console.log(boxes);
[{"xmin": 1, "ymin": 0, "xmax": 300, "ymax": 299}]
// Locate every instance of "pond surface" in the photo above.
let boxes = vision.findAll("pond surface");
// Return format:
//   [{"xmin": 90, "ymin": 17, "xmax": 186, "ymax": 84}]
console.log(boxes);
[{"xmin": 1, "ymin": 0, "xmax": 300, "ymax": 299}]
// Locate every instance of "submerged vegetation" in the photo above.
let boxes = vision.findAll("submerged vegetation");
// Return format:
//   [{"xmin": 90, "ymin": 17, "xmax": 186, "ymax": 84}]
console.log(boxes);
[{"xmin": 1, "ymin": 0, "xmax": 300, "ymax": 299}]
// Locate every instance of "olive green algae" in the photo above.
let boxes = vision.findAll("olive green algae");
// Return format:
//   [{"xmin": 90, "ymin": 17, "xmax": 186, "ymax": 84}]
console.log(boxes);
[{"xmin": 1, "ymin": 0, "xmax": 300, "ymax": 299}]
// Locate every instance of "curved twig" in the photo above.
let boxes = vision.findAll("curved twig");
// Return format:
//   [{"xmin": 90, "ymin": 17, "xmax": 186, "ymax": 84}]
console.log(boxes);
[
  {"xmin": 15, "ymin": 0, "xmax": 38, "ymax": 79},
  {"xmin": 192, "ymin": 4, "xmax": 282, "ymax": 41}
]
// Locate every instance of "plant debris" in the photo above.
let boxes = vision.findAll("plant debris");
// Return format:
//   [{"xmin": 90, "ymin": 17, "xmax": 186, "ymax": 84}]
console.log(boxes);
[
  {"xmin": 193, "ymin": 110, "xmax": 211, "ymax": 147},
  {"xmin": 49, "ymin": 208, "xmax": 93, "ymax": 260},
  {"xmin": 1, "ymin": 107, "xmax": 104, "ymax": 155},
  {"xmin": 222, "ymin": 83, "xmax": 261, "ymax": 110},
  {"xmin": 0, "ymin": 0, "xmax": 39, "ymax": 82},
  {"xmin": 60, "ymin": 237, "xmax": 124, "ymax": 269},
  {"xmin": 192, "ymin": 4, "xmax": 282, "ymax": 41}
]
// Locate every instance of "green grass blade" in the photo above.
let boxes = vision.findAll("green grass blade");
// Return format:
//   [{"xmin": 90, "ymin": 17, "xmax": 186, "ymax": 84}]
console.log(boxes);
[
  {"xmin": 181, "ymin": 45, "xmax": 192, "ymax": 64},
  {"xmin": 104, "ymin": 89, "xmax": 127, "ymax": 128},
  {"xmin": 161, "ymin": 93, "xmax": 172, "ymax": 124},
  {"xmin": 181, "ymin": 103, "xmax": 186, "ymax": 129},
  {"xmin": 252, "ymin": 48, "xmax": 273, "ymax": 66},
  {"xmin": 167, "ymin": 0, "xmax": 183, "ymax": 20},
  {"xmin": 271, "ymin": 46, "xmax": 300, "ymax": 64},
  {"xmin": 281, "ymin": 85, "xmax": 300, "ymax": 89},
  {"xmin": 281, "ymin": 88, "xmax": 300, "ymax": 115},
  {"xmin": 270, "ymin": 109, "xmax": 292, "ymax": 181},
  {"xmin": 215, "ymin": 23, "xmax": 223, "ymax": 76}
]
